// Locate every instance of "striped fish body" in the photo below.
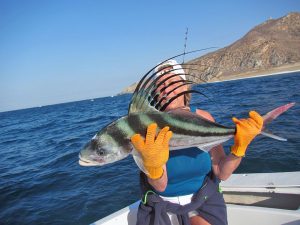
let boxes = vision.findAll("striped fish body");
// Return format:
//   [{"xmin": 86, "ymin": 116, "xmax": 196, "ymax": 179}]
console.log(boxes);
[{"xmin": 79, "ymin": 109, "xmax": 235, "ymax": 167}]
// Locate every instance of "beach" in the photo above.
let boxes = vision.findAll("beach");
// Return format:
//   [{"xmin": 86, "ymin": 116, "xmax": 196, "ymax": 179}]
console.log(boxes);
[{"xmin": 210, "ymin": 62, "xmax": 300, "ymax": 83}]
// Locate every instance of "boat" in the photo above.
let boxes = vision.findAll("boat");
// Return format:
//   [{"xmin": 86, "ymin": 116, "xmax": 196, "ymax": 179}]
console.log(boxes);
[{"xmin": 91, "ymin": 171, "xmax": 300, "ymax": 225}]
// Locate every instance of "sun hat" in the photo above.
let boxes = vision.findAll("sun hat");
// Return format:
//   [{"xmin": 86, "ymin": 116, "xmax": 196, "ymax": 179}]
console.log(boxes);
[{"xmin": 154, "ymin": 59, "xmax": 186, "ymax": 80}]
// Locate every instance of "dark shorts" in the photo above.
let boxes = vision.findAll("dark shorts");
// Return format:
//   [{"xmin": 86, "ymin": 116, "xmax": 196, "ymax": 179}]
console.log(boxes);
[
  {"xmin": 190, "ymin": 174, "xmax": 228, "ymax": 225},
  {"xmin": 139, "ymin": 171, "xmax": 227, "ymax": 225}
]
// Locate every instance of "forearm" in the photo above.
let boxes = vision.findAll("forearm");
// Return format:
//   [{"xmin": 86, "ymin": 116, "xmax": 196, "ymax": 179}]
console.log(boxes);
[
  {"xmin": 211, "ymin": 145, "xmax": 242, "ymax": 181},
  {"xmin": 216, "ymin": 153, "xmax": 242, "ymax": 180},
  {"xmin": 147, "ymin": 165, "xmax": 168, "ymax": 192}
]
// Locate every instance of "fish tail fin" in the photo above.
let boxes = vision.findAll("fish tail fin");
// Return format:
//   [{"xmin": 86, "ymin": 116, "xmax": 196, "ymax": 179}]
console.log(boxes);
[{"xmin": 260, "ymin": 102, "xmax": 295, "ymax": 141}]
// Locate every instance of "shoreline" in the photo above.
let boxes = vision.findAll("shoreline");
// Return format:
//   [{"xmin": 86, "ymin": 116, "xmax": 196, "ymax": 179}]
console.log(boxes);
[
  {"xmin": 208, "ymin": 61, "xmax": 300, "ymax": 83},
  {"xmin": 210, "ymin": 68, "xmax": 300, "ymax": 84}
]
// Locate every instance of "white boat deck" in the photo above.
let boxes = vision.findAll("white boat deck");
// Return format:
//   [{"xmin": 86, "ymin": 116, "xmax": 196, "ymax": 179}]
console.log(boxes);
[{"xmin": 92, "ymin": 172, "xmax": 300, "ymax": 225}]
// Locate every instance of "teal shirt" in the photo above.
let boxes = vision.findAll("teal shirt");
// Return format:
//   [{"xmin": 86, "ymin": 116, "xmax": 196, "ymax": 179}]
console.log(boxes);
[{"xmin": 157, "ymin": 147, "xmax": 212, "ymax": 197}]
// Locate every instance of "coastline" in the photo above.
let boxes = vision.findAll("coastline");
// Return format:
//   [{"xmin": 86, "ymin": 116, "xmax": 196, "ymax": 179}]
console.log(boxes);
[
  {"xmin": 210, "ymin": 62, "xmax": 300, "ymax": 83},
  {"xmin": 210, "ymin": 68, "xmax": 300, "ymax": 84}
]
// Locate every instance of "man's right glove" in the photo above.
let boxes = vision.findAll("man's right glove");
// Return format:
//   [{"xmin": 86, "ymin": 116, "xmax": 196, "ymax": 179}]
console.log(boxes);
[
  {"xmin": 130, "ymin": 123, "xmax": 173, "ymax": 179},
  {"xmin": 231, "ymin": 111, "xmax": 263, "ymax": 157}
]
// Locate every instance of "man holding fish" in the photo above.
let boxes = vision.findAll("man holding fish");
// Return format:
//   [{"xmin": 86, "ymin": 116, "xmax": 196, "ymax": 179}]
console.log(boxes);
[{"xmin": 130, "ymin": 59, "xmax": 263, "ymax": 225}]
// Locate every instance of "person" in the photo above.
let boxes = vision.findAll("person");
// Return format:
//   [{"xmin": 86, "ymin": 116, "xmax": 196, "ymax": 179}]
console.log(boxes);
[{"xmin": 130, "ymin": 59, "xmax": 263, "ymax": 225}]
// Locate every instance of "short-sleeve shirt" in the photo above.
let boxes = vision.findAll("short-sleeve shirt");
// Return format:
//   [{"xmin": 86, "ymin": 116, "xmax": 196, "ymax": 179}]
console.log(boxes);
[{"xmin": 157, "ymin": 147, "xmax": 212, "ymax": 197}]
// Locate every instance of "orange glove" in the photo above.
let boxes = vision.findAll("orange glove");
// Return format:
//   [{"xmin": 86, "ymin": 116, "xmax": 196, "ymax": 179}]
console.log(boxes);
[
  {"xmin": 131, "ymin": 123, "xmax": 173, "ymax": 179},
  {"xmin": 231, "ymin": 111, "xmax": 263, "ymax": 157}
]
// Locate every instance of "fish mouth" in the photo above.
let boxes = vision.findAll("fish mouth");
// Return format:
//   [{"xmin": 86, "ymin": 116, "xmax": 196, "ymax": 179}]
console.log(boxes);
[{"xmin": 78, "ymin": 153, "xmax": 104, "ymax": 166}]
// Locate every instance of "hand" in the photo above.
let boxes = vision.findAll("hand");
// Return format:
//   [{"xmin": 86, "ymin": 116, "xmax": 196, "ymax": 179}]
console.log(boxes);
[
  {"xmin": 131, "ymin": 123, "xmax": 173, "ymax": 179},
  {"xmin": 231, "ymin": 111, "xmax": 263, "ymax": 157}
]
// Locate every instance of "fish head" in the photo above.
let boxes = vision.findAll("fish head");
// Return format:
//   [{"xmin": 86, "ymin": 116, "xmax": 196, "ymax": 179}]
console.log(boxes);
[{"xmin": 78, "ymin": 136, "xmax": 131, "ymax": 166}]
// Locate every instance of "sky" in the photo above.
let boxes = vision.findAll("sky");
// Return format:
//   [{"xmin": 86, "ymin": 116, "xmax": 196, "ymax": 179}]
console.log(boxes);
[{"xmin": 0, "ymin": 0, "xmax": 299, "ymax": 112}]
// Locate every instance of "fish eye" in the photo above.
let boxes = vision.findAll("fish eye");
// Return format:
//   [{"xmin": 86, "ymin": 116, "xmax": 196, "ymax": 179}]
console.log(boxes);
[{"xmin": 96, "ymin": 149, "xmax": 105, "ymax": 156}]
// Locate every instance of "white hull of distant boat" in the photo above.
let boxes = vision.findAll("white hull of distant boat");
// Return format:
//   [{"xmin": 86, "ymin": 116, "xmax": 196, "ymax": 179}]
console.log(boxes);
[{"xmin": 91, "ymin": 172, "xmax": 300, "ymax": 225}]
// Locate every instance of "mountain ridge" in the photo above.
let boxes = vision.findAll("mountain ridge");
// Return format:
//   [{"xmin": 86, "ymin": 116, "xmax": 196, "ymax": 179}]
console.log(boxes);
[
  {"xmin": 120, "ymin": 12, "xmax": 300, "ymax": 94},
  {"xmin": 185, "ymin": 12, "xmax": 300, "ymax": 82}
]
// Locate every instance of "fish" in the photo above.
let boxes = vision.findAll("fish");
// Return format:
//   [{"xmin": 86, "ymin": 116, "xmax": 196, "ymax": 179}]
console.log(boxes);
[
  {"xmin": 78, "ymin": 103, "xmax": 294, "ymax": 171},
  {"xmin": 78, "ymin": 52, "xmax": 295, "ymax": 174}
]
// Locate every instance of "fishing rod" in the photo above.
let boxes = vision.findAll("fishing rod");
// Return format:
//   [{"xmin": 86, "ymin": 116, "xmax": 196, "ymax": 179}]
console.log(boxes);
[{"xmin": 182, "ymin": 27, "xmax": 188, "ymax": 64}]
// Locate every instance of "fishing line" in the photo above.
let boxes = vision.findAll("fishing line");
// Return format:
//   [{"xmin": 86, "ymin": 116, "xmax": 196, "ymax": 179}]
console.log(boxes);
[{"xmin": 182, "ymin": 27, "xmax": 188, "ymax": 64}]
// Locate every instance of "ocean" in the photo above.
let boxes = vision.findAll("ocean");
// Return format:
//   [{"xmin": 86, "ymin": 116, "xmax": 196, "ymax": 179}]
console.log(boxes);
[{"xmin": 1, "ymin": 72, "xmax": 299, "ymax": 225}]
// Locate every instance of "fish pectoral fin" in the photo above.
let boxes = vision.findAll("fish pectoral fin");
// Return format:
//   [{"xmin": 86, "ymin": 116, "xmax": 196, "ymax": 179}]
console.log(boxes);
[{"xmin": 131, "ymin": 148, "xmax": 150, "ymax": 176}]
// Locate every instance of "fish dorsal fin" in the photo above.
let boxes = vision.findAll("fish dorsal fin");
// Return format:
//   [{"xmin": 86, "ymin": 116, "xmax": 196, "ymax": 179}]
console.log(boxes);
[
  {"xmin": 129, "ymin": 68, "xmax": 194, "ymax": 113},
  {"xmin": 128, "ymin": 48, "xmax": 218, "ymax": 114},
  {"xmin": 158, "ymin": 89, "xmax": 211, "ymax": 111},
  {"xmin": 151, "ymin": 80, "xmax": 194, "ymax": 107},
  {"xmin": 128, "ymin": 69, "xmax": 210, "ymax": 113},
  {"xmin": 128, "ymin": 64, "xmax": 187, "ymax": 113}
]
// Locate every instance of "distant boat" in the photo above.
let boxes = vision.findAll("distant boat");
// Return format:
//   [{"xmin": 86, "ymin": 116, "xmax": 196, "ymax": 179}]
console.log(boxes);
[{"xmin": 90, "ymin": 99, "xmax": 94, "ymax": 102}]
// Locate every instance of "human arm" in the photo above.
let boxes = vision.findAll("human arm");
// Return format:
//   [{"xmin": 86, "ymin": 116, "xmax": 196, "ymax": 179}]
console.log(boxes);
[
  {"xmin": 196, "ymin": 110, "xmax": 263, "ymax": 180},
  {"xmin": 147, "ymin": 165, "xmax": 168, "ymax": 192},
  {"xmin": 210, "ymin": 145, "xmax": 242, "ymax": 180}
]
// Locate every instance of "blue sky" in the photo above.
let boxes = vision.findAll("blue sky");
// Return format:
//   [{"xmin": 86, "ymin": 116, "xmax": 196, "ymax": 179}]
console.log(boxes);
[{"xmin": 0, "ymin": 0, "xmax": 299, "ymax": 112}]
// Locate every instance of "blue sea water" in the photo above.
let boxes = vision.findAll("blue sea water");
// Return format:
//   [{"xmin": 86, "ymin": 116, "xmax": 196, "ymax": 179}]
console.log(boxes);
[{"xmin": 0, "ymin": 72, "xmax": 300, "ymax": 225}]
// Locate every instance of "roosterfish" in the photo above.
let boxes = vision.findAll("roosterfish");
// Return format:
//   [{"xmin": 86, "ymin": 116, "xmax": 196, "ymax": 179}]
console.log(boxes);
[{"xmin": 78, "ymin": 53, "xmax": 295, "ymax": 174}]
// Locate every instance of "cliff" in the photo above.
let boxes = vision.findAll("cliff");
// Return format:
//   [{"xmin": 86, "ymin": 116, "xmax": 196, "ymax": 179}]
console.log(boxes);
[{"xmin": 186, "ymin": 12, "xmax": 300, "ymax": 82}]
